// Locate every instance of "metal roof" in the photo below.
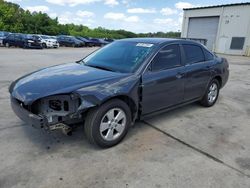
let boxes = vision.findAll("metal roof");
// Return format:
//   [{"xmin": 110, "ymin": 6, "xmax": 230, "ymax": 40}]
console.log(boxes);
[{"xmin": 183, "ymin": 2, "xmax": 250, "ymax": 11}]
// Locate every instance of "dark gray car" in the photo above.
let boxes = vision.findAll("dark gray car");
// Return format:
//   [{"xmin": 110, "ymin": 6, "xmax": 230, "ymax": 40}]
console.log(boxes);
[{"xmin": 9, "ymin": 38, "xmax": 229, "ymax": 147}]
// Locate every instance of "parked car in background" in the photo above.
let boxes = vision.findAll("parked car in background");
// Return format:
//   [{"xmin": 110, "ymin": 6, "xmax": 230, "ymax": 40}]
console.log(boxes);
[
  {"xmin": 24, "ymin": 35, "xmax": 43, "ymax": 49},
  {"xmin": 75, "ymin": 36, "xmax": 95, "ymax": 47},
  {"xmin": 9, "ymin": 38, "xmax": 229, "ymax": 147},
  {"xmin": 3, "ymin": 33, "xmax": 42, "ymax": 49},
  {"xmin": 0, "ymin": 31, "xmax": 10, "ymax": 46},
  {"xmin": 104, "ymin": 38, "xmax": 114, "ymax": 43},
  {"xmin": 99, "ymin": 38, "xmax": 110, "ymax": 45},
  {"xmin": 49, "ymin": 36, "xmax": 58, "ymax": 40},
  {"xmin": 89, "ymin": 38, "xmax": 109, "ymax": 47},
  {"xmin": 36, "ymin": 35, "xmax": 59, "ymax": 48},
  {"xmin": 57, "ymin": 35, "xmax": 84, "ymax": 47}
]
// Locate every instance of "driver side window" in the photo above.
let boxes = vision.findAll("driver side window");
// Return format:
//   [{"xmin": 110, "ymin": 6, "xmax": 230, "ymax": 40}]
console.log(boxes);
[{"xmin": 152, "ymin": 44, "xmax": 181, "ymax": 71}]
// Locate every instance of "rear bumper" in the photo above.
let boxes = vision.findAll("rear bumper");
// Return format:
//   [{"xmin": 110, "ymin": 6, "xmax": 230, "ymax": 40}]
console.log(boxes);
[
  {"xmin": 222, "ymin": 70, "xmax": 229, "ymax": 88},
  {"xmin": 220, "ymin": 58, "xmax": 229, "ymax": 88},
  {"xmin": 47, "ymin": 43, "xmax": 59, "ymax": 48},
  {"xmin": 221, "ymin": 64, "xmax": 229, "ymax": 88},
  {"xmin": 53, "ymin": 44, "xmax": 59, "ymax": 48},
  {"xmin": 11, "ymin": 97, "xmax": 48, "ymax": 129}
]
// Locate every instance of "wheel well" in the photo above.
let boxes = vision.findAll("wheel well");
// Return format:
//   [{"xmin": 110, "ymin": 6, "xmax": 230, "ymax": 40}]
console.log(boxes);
[
  {"xmin": 103, "ymin": 95, "xmax": 138, "ymax": 122},
  {"xmin": 213, "ymin": 76, "xmax": 222, "ymax": 88}
]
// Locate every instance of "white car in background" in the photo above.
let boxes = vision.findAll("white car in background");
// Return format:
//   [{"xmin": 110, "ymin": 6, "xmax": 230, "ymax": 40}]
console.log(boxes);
[
  {"xmin": 37, "ymin": 35, "xmax": 59, "ymax": 48},
  {"xmin": 0, "ymin": 31, "xmax": 10, "ymax": 46}
]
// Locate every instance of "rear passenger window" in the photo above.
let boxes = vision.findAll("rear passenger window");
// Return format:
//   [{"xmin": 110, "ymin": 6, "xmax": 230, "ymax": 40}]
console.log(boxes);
[
  {"xmin": 8, "ymin": 35, "xmax": 14, "ymax": 39},
  {"xmin": 152, "ymin": 44, "xmax": 181, "ymax": 71},
  {"xmin": 204, "ymin": 49, "xmax": 214, "ymax": 61},
  {"xmin": 15, "ymin": 35, "xmax": 21, "ymax": 40},
  {"xmin": 183, "ymin": 45, "xmax": 204, "ymax": 64}
]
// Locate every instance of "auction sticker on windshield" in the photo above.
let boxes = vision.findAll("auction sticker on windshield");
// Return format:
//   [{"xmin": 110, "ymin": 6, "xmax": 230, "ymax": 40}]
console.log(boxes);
[{"xmin": 136, "ymin": 43, "xmax": 154, "ymax": 48}]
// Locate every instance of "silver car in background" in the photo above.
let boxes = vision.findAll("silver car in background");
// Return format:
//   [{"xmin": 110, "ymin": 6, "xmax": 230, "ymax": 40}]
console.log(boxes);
[{"xmin": 37, "ymin": 35, "xmax": 60, "ymax": 48}]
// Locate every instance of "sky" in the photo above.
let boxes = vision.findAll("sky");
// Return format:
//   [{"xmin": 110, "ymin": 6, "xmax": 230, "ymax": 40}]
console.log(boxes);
[{"xmin": 5, "ymin": 0, "xmax": 250, "ymax": 33}]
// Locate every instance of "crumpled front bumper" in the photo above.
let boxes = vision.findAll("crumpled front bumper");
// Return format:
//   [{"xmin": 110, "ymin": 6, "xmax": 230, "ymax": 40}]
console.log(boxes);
[{"xmin": 11, "ymin": 97, "xmax": 48, "ymax": 129}]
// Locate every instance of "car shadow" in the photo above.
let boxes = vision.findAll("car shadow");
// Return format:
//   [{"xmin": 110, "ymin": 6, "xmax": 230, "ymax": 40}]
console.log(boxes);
[
  {"xmin": 142, "ymin": 102, "xmax": 202, "ymax": 123},
  {"xmin": 20, "ymin": 102, "xmax": 202, "ymax": 153}
]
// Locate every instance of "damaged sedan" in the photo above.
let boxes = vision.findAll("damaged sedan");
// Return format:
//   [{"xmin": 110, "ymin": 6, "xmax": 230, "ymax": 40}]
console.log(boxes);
[{"xmin": 9, "ymin": 38, "xmax": 229, "ymax": 147}]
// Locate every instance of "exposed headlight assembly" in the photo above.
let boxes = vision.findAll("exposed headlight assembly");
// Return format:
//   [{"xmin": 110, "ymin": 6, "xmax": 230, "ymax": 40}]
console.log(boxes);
[{"xmin": 37, "ymin": 94, "xmax": 80, "ymax": 124}]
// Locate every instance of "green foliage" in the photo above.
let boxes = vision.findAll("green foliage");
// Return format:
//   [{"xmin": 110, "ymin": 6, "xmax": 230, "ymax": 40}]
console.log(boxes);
[{"xmin": 0, "ymin": 0, "xmax": 181, "ymax": 38}]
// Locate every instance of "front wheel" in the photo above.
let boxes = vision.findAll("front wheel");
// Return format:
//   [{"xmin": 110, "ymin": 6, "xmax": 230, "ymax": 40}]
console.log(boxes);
[
  {"xmin": 84, "ymin": 99, "xmax": 131, "ymax": 148},
  {"xmin": 42, "ymin": 43, "xmax": 47, "ymax": 48},
  {"xmin": 200, "ymin": 79, "xmax": 220, "ymax": 107}
]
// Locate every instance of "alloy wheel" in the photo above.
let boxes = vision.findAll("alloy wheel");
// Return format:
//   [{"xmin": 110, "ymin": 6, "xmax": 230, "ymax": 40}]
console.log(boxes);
[
  {"xmin": 99, "ymin": 108, "xmax": 127, "ymax": 141},
  {"xmin": 208, "ymin": 82, "xmax": 218, "ymax": 104}
]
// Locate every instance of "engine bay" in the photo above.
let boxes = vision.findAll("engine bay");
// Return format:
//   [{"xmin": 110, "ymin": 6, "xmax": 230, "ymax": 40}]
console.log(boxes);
[{"xmin": 35, "ymin": 95, "xmax": 81, "ymax": 124}]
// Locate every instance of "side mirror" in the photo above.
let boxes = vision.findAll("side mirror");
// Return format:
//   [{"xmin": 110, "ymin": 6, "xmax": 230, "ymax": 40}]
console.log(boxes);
[{"xmin": 147, "ymin": 63, "xmax": 152, "ymax": 72}]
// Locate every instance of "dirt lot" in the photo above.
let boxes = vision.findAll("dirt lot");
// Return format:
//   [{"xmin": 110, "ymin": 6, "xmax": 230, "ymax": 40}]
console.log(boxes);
[{"xmin": 0, "ymin": 47, "xmax": 250, "ymax": 188}]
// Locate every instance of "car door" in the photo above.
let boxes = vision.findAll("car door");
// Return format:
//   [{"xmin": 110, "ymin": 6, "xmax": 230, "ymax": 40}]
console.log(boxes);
[
  {"xmin": 141, "ymin": 44, "xmax": 185, "ymax": 115},
  {"xmin": 15, "ymin": 34, "xmax": 23, "ymax": 47},
  {"xmin": 7, "ymin": 34, "xmax": 15, "ymax": 45},
  {"xmin": 182, "ymin": 44, "xmax": 212, "ymax": 101},
  {"xmin": 60, "ymin": 37, "xmax": 66, "ymax": 46}
]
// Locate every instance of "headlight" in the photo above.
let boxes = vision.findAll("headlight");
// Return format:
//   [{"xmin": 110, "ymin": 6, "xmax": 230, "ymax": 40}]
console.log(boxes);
[{"xmin": 49, "ymin": 100, "xmax": 62, "ymax": 111}]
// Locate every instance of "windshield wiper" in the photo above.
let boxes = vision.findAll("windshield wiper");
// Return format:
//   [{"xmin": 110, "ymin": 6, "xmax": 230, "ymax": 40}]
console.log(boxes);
[
  {"xmin": 85, "ymin": 64, "xmax": 114, "ymax": 72},
  {"xmin": 75, "ymin": 59, "xmax": 83, "ymax": 64}
]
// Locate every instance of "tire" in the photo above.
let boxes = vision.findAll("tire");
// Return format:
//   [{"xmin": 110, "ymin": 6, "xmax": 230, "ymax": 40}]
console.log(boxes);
[
  {"xmin": 84, "ymin": 99, "xmax": 131, "ymax": 148},
  {"xmin": 5, "ymin": 43, "xmax": 10, "ymax": 48},
  {"xmin": 22, "ymin": 43, "xmax": 27, "ymax": 49},
  {"xmin": 42, "ymin": 43, "xmax": 47, "ymax": 48},
  {"xmin": 200, "ymin": 79, "xmax": 220, "ymax": 107}
]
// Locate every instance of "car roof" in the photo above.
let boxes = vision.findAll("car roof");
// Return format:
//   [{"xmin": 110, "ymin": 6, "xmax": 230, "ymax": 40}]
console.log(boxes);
[{"xmin": 119, "ymin": 38, "xmax": 178, "ymax": 44}]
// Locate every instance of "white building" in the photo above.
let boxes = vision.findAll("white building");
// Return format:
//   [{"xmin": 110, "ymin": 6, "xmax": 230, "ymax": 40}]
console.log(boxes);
[{"xmin": 181, "ymin": 3, "xmax": 250, "ymax": 56}]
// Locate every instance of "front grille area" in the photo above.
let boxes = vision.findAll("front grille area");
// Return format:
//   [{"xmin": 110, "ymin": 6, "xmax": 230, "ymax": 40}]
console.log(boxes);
[{"xmin": 14, "ymin": 98, "xmax": 30, "ymax": 111}]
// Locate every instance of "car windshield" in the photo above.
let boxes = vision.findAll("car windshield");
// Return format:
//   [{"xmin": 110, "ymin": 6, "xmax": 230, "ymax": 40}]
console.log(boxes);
[
  {"xmin": 0, "ymin": 32, "xmax": 8, "ymax": 37},
  {"xmin": 41, "ymin": 35, "xmax": 49, "ymax": 39},
  {"xmin": 25, "ymin": 35, "xmax": 35, "ymax": 39},
  {"xmin": 83, "ymin": 41, "xmax": 155, "ymax": 73}
]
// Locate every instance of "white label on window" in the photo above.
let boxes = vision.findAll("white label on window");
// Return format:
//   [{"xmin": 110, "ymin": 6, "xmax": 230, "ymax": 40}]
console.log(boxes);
[{"xmin": 136, "ymin": 43, "xmax": 154, "ymax": 48}]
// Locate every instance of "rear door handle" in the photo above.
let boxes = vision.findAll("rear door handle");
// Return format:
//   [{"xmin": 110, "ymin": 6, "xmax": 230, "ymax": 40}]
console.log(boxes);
[
  {"xmin": 206, "ymin": 65, "xmax": 212, "ymax": 69},
  {"xmin": 176, "ymin": 73, "xmax": 184, "ymax": 79}
]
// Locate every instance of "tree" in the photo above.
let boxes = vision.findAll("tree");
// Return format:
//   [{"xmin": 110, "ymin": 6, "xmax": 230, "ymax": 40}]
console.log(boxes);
[{"xmin": 0, "ymin": 0, "xmax": 181, "ymax": 39}]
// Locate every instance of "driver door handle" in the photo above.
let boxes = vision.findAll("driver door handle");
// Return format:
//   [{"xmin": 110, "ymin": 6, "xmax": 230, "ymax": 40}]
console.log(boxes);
[{"xmin": 176, "ymin": 72, "xmax": 184, "ymax": 79}]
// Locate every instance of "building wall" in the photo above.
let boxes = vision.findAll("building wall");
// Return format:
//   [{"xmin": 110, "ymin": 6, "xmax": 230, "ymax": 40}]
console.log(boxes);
[{"xmin": 181, "ymin": 5, "xmax": 250, "ymax": 56}]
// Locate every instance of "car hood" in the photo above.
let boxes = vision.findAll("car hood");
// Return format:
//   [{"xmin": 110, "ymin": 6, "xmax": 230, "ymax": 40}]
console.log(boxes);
[
  {"xmin": 46, "ymin": 39, "xmax": 57, "ymax": 42},
  {"xmin": 25, "ymin": 39, "xmax": 38, "ymax": 42},
  {"xmin": 10, "ymin": 63, "xmax": 127, "ymax": 104}
]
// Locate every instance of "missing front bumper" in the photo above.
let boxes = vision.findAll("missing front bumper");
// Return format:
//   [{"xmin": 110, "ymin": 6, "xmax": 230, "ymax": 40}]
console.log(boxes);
[
  {"xmin": 11, "ymin": 97, "xmax": 48, "ymax": 129},
  {"xmin": 11, "ymin": 97, "xmax": 80, "ymax": 135}
]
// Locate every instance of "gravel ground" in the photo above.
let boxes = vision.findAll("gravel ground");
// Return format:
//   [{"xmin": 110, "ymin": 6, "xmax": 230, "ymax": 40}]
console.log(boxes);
[{"xmin": 0, "ymin": 47, "xmax": 250, "ymax": 188}]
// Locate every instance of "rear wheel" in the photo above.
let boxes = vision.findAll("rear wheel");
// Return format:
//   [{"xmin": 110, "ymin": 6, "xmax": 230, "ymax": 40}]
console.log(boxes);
[
  {"xmin": 42, "ymin": 43, "xmax": 47, "ymax": 48},
  {"xmin": 84, "ymin": 99, "xmax": 131, "ymax": 148},
  {"xmin": 200, "ymin": 79, "xmax": 220, "ymax": 107},
  {"xmin": 22, "ymin": 43, "xmax": 27, "ymax": 49}
]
